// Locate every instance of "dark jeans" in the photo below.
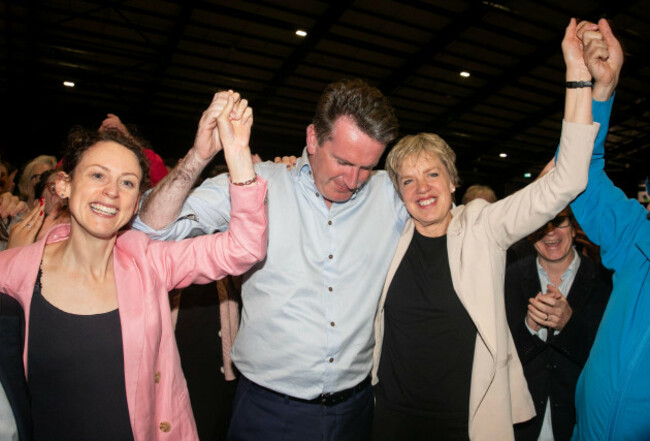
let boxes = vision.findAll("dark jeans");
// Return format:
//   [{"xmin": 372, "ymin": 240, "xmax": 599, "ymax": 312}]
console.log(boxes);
[{"xmin": 227, "ymin": 376, "xmax": 372, "ymax": 441}]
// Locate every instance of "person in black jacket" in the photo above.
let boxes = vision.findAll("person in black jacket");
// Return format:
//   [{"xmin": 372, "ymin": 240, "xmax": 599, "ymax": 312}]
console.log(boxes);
[
  {"xmin": 505, "ymin": 207, "xmax": 611, "ymax": 441},
  {"xmin": 0, "ymin": 293, "xmax": 32, "ymax": 441}
]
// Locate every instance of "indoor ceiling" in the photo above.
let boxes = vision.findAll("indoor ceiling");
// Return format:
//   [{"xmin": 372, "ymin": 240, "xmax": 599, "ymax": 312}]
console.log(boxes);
[{"xmin": 1, "ymin": 0, "xmax": 648, "ymax": 197}]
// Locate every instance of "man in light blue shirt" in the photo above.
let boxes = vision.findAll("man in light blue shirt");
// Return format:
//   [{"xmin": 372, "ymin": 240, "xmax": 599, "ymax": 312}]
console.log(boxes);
[{"xmin": 133, "ymin": 80, "xmax": 408, "ymax": 440}]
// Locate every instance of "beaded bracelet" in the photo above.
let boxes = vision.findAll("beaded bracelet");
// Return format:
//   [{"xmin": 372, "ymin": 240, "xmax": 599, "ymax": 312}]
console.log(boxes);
[{"xmin": 230, "ymin": 174, "xmax": 257, "ymax": 186}]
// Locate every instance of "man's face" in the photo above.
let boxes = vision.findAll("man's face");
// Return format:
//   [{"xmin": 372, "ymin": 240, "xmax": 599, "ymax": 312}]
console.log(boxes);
[{"xmin": 306, "ymin": 116, "xmax": 385, "ymax": 208}]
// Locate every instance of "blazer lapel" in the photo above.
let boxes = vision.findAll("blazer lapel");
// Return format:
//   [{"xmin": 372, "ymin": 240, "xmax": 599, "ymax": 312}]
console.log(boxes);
[{"xmin": 113, "ymin": 248, "xmax": 145, "ymax": 428}]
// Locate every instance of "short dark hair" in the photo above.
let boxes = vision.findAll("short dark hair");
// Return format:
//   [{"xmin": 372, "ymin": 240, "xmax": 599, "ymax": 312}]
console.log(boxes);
[
  {"xmin": 312, "ymin": 78, "xmax": 398, "ymax": 146},
  {"xmin": 62, "ymin": 127, "xmax": 150, "ymax": 192}
]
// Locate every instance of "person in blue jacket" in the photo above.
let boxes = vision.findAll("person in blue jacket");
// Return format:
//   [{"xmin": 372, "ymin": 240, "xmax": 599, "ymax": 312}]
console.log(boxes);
[{"xmin": 563, "ymin": 19, "xmax": 649, "ymax": 440}]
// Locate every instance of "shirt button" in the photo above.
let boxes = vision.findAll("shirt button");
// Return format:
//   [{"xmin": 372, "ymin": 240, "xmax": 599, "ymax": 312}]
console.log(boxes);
[
  {"xmin": 315, "ymin": 192, "xmax": 320, "ymax": 198},
  {"xmin": 328, "ymin": 254, "xmax": 333, "ymax": 260},
  {"xmin": 328, "ymin": 220, "xmax": 332, "ymax": 226},
  {"xmin": 328, "ymin": 287, "xmax": 333, "ymax": 292},
  {"xmin": 329, "ymin": 358, "xmax": 334, "ymax": 363},
  {"xmin": 330, "ymin": 322, "xmax": 335, "ymax": 327},
  {"xmin": 154, "ymin": 371, "xmax": 161, "ymax": 383},
  {"xmin": 159, "ymin": 421, "xmax": 171, "ymax": 432}
]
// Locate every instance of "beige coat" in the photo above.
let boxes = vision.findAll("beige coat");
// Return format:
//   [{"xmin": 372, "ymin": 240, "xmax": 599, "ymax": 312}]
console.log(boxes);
[{"xmin": 372, "ymin": 121, "xmax": 599, "ymax": 441}]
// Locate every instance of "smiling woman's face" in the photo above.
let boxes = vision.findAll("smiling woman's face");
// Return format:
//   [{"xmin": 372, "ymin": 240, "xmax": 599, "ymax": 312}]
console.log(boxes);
[
  {"xmin": 397, "ymin": 152, "xmax": 455, "ymax": 238},
  {"xmin": 63, "ymin": 141, "xmax": 142, "ymax": 240}
]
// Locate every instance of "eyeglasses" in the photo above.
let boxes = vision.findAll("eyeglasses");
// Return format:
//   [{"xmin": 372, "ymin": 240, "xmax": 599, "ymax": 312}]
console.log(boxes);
[
  {"xmin": 528, "ymin": 215, "xmax": 572, "ymax": 242},
  {"xmin": 548, "ymin": 216, "xmax": 571, "ymax": 229}
]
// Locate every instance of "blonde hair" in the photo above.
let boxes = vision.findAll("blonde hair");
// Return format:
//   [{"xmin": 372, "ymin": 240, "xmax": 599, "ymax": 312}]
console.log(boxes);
[
  {"xmin": 385, "ymin": 133, "xmax": 459, "ymax": 194},
  {"xmin": 18, "ymin": 155, "xmax": 57, "ymax": 201}
]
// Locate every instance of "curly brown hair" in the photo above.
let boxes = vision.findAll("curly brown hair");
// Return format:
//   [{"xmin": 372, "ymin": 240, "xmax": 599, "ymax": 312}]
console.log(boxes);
[{"xmin": 62, "ymin": 127, "xmax": 151, "ymax": 192}]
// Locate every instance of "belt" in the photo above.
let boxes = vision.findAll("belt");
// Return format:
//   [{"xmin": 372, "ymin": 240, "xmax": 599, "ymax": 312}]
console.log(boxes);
[{"xmin": 255, "ymin": 376, "xmax": 371, "ymax": 407}]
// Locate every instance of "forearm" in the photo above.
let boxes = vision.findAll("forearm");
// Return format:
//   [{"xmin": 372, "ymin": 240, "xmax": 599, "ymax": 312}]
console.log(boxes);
[
  {"xmin": 139, "ymin": 148, "xmax": 211, "ymax": 229},
  {"xmin": 224, "ymin": 150, "xmax": 256, "ymax": 184},
  {"xmin": 148, "ymin": 180, "xmax": 268, "ymax": 290},
  {"xmin": 564, "ymin": 69, "xmax": 593, "ymax": 124}
]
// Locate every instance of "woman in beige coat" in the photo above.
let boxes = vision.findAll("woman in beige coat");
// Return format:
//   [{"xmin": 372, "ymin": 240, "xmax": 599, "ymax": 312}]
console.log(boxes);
[{"xmin": 370, "ymin": 19, "xmax": 598, "ymax": 441}]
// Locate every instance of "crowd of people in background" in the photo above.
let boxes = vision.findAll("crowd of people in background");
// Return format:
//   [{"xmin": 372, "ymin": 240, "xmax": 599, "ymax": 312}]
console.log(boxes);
[{"xmin": 0, "ymin": 17, "xmax": 648, "ymax": 441}]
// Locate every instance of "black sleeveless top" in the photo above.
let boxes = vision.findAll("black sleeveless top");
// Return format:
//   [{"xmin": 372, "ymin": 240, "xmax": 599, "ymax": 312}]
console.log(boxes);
[{"xmin": 28, "ymin": 270, "xmax": 134, "ymax": 441}]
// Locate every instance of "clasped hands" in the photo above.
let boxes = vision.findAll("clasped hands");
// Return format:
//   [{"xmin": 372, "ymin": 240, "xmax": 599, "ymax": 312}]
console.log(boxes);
[
  {"xmin": 193, "ymin": 90, "xmax": 253, "ymax": 162},
  {"xmin": 526, "ymin": 284, "xmax": 573, "ymax": 333}
]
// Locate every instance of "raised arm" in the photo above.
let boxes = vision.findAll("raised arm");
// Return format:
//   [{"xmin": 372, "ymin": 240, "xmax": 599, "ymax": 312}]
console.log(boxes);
[
  {"xmin": 147, "ymin": 96, "xmax": 268, "ymax": 289},
  {"xmin": 568, "ymin": 20, "xmax": 645, "ymax": 269},
  {"xmin": 138, "ymin": 91, "xmax": 240, "ymax": 229},
  {"xmin": 483, "ymin": 19, "xmax": 597, "ymax": 248},
  {"xmin": 562, "ymin": 18, "xmax": 593, "ymax": 125}
]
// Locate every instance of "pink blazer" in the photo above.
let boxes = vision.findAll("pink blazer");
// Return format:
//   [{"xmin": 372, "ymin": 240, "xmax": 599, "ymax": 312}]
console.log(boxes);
[{"xmin": 0, "ymin": 180, "xmax": 268, "ymax": 441}]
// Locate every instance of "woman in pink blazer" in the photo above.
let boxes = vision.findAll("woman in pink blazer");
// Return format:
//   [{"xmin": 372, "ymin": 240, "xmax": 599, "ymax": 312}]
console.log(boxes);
[{"xmin": 0, "ymin": 92, "xmax": 267, "ymax": 441}]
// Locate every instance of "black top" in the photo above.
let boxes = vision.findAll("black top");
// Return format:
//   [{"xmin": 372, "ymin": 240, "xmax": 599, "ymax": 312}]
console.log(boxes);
[
  {"xmin": 376, "ymin": 231, "xmax": 476, "ymax": 422},
  {"xmin": 28, "ymin": 271, "xmax": 134, "ymax": 441},
  {"xmin": 0, "ymin": 293, "xmax": 32, "ymax": 441}
]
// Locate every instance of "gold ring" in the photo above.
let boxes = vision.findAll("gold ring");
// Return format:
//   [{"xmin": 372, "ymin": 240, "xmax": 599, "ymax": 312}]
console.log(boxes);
[{"xmin": 545, "ymin": 314, "xmax": 549, "ymax": 321}]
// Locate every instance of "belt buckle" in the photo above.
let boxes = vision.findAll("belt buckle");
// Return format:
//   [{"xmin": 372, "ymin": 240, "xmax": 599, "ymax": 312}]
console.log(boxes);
[{"xmin": 320, "ymin": 392, "xmax": 333, "ymax": 406}]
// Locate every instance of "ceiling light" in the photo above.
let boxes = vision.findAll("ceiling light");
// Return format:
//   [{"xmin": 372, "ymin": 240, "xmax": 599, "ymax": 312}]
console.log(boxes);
[
  {"xmin": 63, "ymin": 81, "xmax": 75, "ymax": 88},
  {"xmin": 499, "ymin": 153, "xmax": 507, "ymax": 158},
  {"xmin": 524, "ymin": 172, "xmax": 532, "ymax": 178},
  {"xmin": 460, "ymin": 71, "xmax": 470, "ymax": 78},
  {"xmin": 295, "ymin": 30, "xmax": 307, "ymax": 37}
]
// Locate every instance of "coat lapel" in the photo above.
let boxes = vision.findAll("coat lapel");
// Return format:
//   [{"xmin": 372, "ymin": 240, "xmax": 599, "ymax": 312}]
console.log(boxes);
[{"xmin": 113, "ymin": 246, "xmax": 145, "ymax": 430}]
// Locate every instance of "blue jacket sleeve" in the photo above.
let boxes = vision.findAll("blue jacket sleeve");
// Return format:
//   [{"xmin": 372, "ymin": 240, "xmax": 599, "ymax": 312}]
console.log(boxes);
[{"xmin": 569, "ymin": 96, "xmax": 649, "ymax": 272}]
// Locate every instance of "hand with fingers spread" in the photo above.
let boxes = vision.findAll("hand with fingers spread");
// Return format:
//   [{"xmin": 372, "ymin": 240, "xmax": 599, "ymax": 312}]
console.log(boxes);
[
  {"xmin": 577, "ymin": 19, "xmax": 623, "ymax": 101},
  {"xmin": 216, "ymin": 93, "xmax": 256, "ymax": 184},
  {"xmin": 0, "ymin": 192, "xmax": 28, "ymax": 219},
  {"xmin": 6, "ymin": 198, "xmax": 45, "ymax": 249},
  {"xmin": 194, "ymin": 90, "xmax": 241, "ymax": 161}
]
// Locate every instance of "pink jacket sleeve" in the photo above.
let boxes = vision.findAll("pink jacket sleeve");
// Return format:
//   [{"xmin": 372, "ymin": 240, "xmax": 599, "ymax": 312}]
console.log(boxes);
[{"xmin": 142, "ymin": 178, "xmax": 268, "ymax": 291}]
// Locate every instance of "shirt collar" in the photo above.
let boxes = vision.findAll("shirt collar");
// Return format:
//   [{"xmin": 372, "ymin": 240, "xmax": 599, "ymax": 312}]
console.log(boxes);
[{"xmin": 536, "ymin": 247, "xmax": 581, "ymax": 282}]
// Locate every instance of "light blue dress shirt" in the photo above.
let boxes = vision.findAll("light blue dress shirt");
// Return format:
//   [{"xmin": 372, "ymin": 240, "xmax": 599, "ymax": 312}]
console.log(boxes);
[{"xmin": 133, "ymin": 148, "xmax": 408, "ymax": 399}]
